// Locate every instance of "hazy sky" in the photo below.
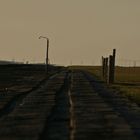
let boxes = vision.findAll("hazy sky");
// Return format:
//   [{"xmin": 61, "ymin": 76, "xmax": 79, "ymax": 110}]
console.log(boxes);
[{"xmin": 0, "ymin": 0, "xmax": 140, "ymax": 65}]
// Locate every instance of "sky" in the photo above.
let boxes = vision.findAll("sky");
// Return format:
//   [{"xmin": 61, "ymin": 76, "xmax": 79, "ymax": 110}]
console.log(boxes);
[{"xmin": 0, "ymin": 0, "xmax": 140, "ymax": 66}]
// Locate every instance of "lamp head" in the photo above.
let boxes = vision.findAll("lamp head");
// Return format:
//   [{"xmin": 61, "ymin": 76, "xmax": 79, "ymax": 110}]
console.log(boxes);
[
  {"xmin": 39, "ymin": 36, "xmax": 48, "ymax": 40},
  {"xmin": 39, "ymin": 36, "xmax": 43, "ymax": 39}
]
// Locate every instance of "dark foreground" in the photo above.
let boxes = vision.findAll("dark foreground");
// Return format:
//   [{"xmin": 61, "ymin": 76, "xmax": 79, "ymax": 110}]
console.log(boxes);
[{"xmin": 0, "ymin": 66, "xmax": 140, "ymax": 140}]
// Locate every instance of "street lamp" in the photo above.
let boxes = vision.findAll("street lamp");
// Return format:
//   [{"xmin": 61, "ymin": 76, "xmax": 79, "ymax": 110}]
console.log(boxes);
[{"xmin": 39, "ymin": 36, "xmax": 49, "ymax": 74}]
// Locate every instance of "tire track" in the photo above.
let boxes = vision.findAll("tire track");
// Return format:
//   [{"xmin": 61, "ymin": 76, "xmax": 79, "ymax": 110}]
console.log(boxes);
[
  {"xmin": 0, "ymin": 72, "xmax": 68, "ymax": 140},
  {"xmin": 70, "ymin": 70, "xmax": 139, "ymax": 140},
  {"xmin": 83, "ymin": 71, "xmax": 140, "ymax": 139},
  {"xmin": 0, "ymin": 72, "xmax": 58, "ymax": 118}
]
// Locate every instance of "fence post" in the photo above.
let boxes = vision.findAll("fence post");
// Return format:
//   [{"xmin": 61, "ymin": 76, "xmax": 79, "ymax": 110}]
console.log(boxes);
[
  {"xmin": 102, "ymin": 57, "xmax": 105, "ymax": 79},
  {"xmin": 104, "ymin": 57, "xmax": 108, "ymax": 83},
  {"xmin": 108, "ymin": 49, "xmax": 116, "ymax": 84},
  {"xmin": 108, "ymin": 55, "xmax": 113, "ymax": 84},
  {"xmin": 112, "ymin": 49, "xmax": 116, "ymax": 83}
]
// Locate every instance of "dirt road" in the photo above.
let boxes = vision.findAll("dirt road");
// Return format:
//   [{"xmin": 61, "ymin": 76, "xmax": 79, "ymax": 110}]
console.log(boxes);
[{"xmin": 0, "ymin": 70, "xmax": 140, "ymax": 140}]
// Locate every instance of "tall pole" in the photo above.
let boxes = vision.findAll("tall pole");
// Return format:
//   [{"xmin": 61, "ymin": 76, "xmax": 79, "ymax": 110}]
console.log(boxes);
[
  {"xmin": 104, "ymin": 57, "xmax": 108, "ymax": 83},
  {"xmin": 46, "ymin": 38, "xmax": 49, "ymax": 74},
  {"xmin": 108, "ymin": 49, "xmax": 116, "ymax": 84},
  {"xmin": 112, "ymin": 49, "xmax": 116, "ymax": 83},
  {"xmin": 108, "ymin": 55, "xmax": 113, "ymax": 84},
  {"xmin": 39, "ymin": 36, "xmax": 49, "ymax": 74}
]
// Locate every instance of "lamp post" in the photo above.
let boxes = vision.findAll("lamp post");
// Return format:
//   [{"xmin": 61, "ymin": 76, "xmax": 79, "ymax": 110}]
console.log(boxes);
[{"xmin": 39, "ymin": 36, "xmax": 49, "ymax": 74}]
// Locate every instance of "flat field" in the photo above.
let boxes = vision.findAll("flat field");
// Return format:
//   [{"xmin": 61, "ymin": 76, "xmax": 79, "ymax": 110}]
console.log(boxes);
[
  {"xmin": 0, "ymin": 64, "xmax": 63, "ymax": 92},
  {"xmin": 0, "ymin": 64, "xmax": 62, "ymax": 110},
  {"xmin": 0, "ymin": 64, "xmax": 46, "ymax": 92}
]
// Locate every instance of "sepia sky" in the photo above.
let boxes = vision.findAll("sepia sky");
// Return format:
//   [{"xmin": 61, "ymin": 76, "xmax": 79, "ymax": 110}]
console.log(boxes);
[{"xmin": 0, "ymin": 0, "xmax": 140, "ymax": 65}]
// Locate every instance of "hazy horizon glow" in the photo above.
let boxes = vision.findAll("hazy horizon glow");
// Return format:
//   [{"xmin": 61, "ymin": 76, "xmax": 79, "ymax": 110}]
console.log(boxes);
[{"xmin": 0, "ymin": 0, "xmax": 140, "ymax": 66}]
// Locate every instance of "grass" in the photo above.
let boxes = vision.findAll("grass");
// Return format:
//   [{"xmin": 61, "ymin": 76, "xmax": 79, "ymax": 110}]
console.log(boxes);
[
  {"xmin": 69, "ymin": 66, "xmax": 102, "ymax": 79},
  {"xmin": 70, "ymin": 65, "xmax": 140, "ymax": 105},
  {"xmin": 115, "ymin": 67, "xmax": 140, "ymax": 83}
]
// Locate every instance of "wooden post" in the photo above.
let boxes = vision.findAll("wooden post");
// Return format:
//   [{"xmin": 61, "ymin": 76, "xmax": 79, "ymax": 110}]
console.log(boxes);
[
  {"xmin": 102, "ymin": 57, "xmax": 109, "ymax": 83},
  {"xmin": 108, "ymin": 49, "xmax": 116, "ymax": 84},
  {"xmin": 112, "ymin": 49, "xmax": 116, "ymax": 83},
  {"xmin": 104, "ymin": 58, "xmax": 106, "ymax": 80},
  {"xmin": 102, "ymin": 57, "xmax": 106, "ymax": 79},
  {"xmin": 104, "ymin": 58, "xmax": 108, "ymax": 83},
  {"xmin": 108, "ymin": 55, "xmax": 113, "ymax": 84}
]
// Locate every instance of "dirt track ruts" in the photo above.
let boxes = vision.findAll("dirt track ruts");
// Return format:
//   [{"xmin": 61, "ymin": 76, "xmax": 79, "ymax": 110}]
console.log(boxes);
[
  {"xmin": 0, "ymin": 70, "xmax": 140, "ymax": 140},
  {"xmin": 71, "ymin": 70, "xmax": 140, "ymax": 140},
  {"xmin": 0, "ymin": 71, "xmax": 70, "ymax": 140}
]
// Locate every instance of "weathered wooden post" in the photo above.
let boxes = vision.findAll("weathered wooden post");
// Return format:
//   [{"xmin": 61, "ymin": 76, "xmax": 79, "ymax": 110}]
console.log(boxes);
[
  {"xmin": 108, "ymin": 55, "xmax": 113, "ymax": 84},
  {"xmin": 112, "ymin": 49, "xmax": 116, "ymax": 83},
  {"xmin": 102, "ymin": 57, "xmax": 106, "ymax": 80},
  {"xmin": 108, "ymin": 49, "xmax": 116, "ymax": 84},
  {"xmin": 104, "ymin": 57, "xmax": 108, "ymax": 83},
  {"xmin": 102, "ymin": 56, "xmax": 104, "ymax": 79}
]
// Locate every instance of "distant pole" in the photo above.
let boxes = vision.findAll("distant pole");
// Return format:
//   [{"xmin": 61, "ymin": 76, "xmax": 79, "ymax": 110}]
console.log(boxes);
[
  {"xmin": 133, "ymin": 60, "xmax": 136, "ymax": 67},
  {"xmin": 46, "ymin": 38, "xmax": 49, "ymax": 73},
  {"xmin": 39, "ymin": 36, "xmax": 49, "ymax": 74}
]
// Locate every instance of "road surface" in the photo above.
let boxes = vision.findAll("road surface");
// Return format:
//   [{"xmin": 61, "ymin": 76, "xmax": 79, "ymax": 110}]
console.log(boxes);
[{"xmin": 0, "ymin": 70, "xmax": 140, "ymax": 140}]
